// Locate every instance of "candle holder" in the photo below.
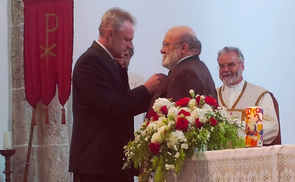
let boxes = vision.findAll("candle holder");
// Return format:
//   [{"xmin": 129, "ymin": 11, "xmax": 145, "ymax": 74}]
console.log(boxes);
[{"xmin": 0, "ymin": 149, "xmax": 16, "ymax": 182}]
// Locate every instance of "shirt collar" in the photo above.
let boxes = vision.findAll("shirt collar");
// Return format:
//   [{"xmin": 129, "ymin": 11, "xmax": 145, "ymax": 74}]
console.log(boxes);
[
  {"xmin": 95, "ymin": 40, "xmax": 114, "ymax": 60},
  {"xmin": 222, "ymin": 79, "xmax": 245, "ymax": 91},
  {"xmin": 176, "ymin": 55, "xmax": 193, "ymax": 66}
]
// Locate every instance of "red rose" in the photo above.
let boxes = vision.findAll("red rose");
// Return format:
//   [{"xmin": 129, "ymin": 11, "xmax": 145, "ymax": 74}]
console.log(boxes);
[
  {"xmin": 210, "ymin": 118, "xmax": 217, "ymax": 126},
  {"xmin": 195, "ymin": 118, "xmax": 203, "ymax": 129},
  {"xmin": 204, "ymin": 96, "xmax": 218, "ymax": 108},
  {"xmin": 175, "ymin": 97, "xmax": 190, "ymax": 107},
  {"xmin": 175, "ymin": 117, "xmax": 189, "ymax": 131},
  {"xmin": 178, "ymin": 109, "xmax": 191, "ymax": 117},
  {"xmin": 147, "ymin": 110, "xmax": 159, "ymax": 121},
  {"xmin": 160, "ymin": 106, "xmax": 168, "ymax": 115},
  {"xmin": 149, "ymin": 142, "xmax": 161, "ymax": 154},
  {"xmin": 146, "ymin": 110, "xmax": 155, "ymax": 119}
]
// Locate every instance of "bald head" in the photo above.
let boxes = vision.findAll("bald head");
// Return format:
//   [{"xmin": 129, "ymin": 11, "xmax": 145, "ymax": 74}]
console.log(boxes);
[
  {"xmin": 163, "ymin": 26, "xmax": 202, "ymax": 56},
  {"xmin": 166, "ymin": 26, "xmax": 197, "ymax": 38},
  {"xmin": 161, "ymin": 26, "xmax": 202, "ymax": 70}
]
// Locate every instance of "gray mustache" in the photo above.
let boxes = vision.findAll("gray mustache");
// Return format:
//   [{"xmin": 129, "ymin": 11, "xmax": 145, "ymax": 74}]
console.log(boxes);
[{"xmin": 222, "ymin": 72, "xmax": 232, "ymax": 76}]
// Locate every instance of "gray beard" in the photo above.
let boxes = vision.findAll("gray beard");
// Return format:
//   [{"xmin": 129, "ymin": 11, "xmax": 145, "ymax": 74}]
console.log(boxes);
[
  {"xmin": 162, "ymin": 51, "xmax": 180, "ymax": 70},
  {"xmin": 221, "ymin": 70, "xmax": 242, "ymax": 85}
]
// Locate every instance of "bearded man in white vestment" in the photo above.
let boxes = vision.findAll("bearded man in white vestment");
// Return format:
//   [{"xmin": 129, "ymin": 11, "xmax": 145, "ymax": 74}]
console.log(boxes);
[{"xmin": 216, "ymin": 47, "xmax": 279, "ymax": 145}]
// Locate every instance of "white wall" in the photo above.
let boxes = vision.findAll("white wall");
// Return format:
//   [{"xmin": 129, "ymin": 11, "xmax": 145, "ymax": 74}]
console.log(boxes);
[
  {"xmin": 1, "ymin": 2, "xmax": 294, "ymax": 179},
  {"xmin": 73, "ymin": 0, "xmax": 295, "ymax": 144},
  {"xmin": 0, "ymin": 0, "xmax": 9, "ymax": 181}
]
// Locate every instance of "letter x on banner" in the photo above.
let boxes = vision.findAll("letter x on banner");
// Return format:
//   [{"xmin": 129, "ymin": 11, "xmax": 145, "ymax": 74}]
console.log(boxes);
[{"xmin": 23, "ymin": 0, "xmax": 73, "ymax": 125}]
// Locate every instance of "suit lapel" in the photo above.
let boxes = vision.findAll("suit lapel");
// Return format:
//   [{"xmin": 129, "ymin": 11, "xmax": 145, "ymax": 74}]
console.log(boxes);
[{"xmin": 91, "ymin": 41, "xmax": 128, "ymax": 92}]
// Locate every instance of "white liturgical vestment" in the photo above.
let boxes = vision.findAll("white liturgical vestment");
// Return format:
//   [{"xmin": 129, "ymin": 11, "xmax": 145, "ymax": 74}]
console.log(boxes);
[{"xmin": 216, "ymin": 79, "xmax": 279, "ymax": 145}]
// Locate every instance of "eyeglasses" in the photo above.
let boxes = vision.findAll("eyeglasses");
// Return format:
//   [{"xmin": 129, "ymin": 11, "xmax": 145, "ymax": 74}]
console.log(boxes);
[
  {"xmin": 217, "ymin": 62, "xmax": 242, "ymax": 70},
  {"xmin": 162, "ymin": 42, "xmax": 184, "ymax": 48}
]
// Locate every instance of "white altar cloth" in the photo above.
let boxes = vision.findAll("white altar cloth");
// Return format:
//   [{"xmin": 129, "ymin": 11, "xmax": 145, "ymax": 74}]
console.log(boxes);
[{"xmin": 166, "ymin": 145, "xmax": 295, "ymax": 182}]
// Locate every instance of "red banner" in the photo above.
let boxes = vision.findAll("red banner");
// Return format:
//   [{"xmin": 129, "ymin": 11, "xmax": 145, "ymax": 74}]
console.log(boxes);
[{"xmin": 24, "ymin": 0, "xmax": 73, "ymax": 124}]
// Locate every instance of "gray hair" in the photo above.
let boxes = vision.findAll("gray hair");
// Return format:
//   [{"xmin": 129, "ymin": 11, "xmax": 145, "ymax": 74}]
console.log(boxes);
[
  {"xmin": 99, "ymin": 7, "xmax": 137, "ymax": 36},
  {"xmin": 217, "ymin": 47, "xmax": 244, "ymax": 62},
  {"xmin": 180, "ymin": 33, "xmax": 202, "ymax": 54}
]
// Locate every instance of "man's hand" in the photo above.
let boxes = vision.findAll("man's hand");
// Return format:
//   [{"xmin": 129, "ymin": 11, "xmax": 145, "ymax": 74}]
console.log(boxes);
[{"xmin": 144, "ymin": 73, "xmax": 166, "ymax": 94}]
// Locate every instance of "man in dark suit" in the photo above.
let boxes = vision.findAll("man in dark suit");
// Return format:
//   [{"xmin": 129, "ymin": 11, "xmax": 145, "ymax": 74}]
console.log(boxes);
[
  {"xmin": 69, "ymin": 7, "xmax": 165, "ymax": 182},
  {"xmin": 149, "ymin": 26, "xmax": 217, "ymax": 110}
]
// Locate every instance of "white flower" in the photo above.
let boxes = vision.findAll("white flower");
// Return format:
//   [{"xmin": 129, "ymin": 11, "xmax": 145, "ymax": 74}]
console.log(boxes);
[
  {"xmin": 167, "ymin": 119, "xmax": 175, "ymax": 128},
  {"xmin": 153, "ymin": 98, "xmax": 173, "ymax": 113},
  {"xmin": 187, "ymin": 116, "xmax": 195, "ymax": 125},
  {"xmin": 188, "ymin": 99, "xmax": 196, "ymax": 109},
  {"xmin": 181, "ymin": 143, "xmax": 188, "ymax": 149},
  {"xmin": 202, "ymin": 103, "xmax": 213, "ymax": 113},
  {"xmin": 174, "ymin": 145, "xmax": 178, "ymax": 151},
  {"xmin": 165, "ymin": 164, "xmax": 175, "ymax": 171},
  {"xmin": 167, "ymin": 130, "xmax": 187, "ymax": 150},
  {"xmin": 191, "ymin": 108, "xmax": 207, "ymax": 123},
  {"xmin": 141, "ymin": 130, "xmax": 147, "ymax": 137},
  {"xmin": 219, "ymin": 107, "xmax": 231, "ymax": 118},
  {"xmin": 159, "ymin": 125, "xmax": 167, "ymax": 132},
  {"xmin": 146, "ymin": 122, "xmax": 156, "ymax": 131},
  {"xmin": 167, "ymin": 133, "xmax": 179, "ymax": 149},
  {"xmin": 235, "ymin": 119, "xmax": 245, "ymax": 129},
  {"xmin": 167, "ymin": 106, "xmax": 180, "ymax": 118},
  {"xmin": 174, "ymin": 152, "xmax": 180, "ymax": 158},
  {"xmin": 147, "ymin": 117, "xmax": 166, "ymax": 131},
  {"xmin": 156, "ymin": 117, "xmax": 167, "ymax": 128},
  {"xmin": 134, "ymin": 135, "xmax": 140, "ymax": 143},
  {"xmin": 151, "ymin": 132, "xmax": 163, "ymax": 143},
  {"xmin": 199, "ymin": 116, "xmax": 207, "ymax": 123},
  {"xmin": 174, "ymin": 130, "xmax": 187, "ymax": 142},
  {"xmin": 191, "ymin": 108, "xmax": 204, "ymax": 118}
]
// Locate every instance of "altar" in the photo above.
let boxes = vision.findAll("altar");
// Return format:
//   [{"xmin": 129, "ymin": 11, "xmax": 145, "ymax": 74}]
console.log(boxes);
[{"xmin": 166, "ymin": 145, "xmax": 295, "ymax": 182}]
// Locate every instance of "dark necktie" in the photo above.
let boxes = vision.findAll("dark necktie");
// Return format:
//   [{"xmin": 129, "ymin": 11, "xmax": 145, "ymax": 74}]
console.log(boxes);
[{"xmin": 119, "ymin": 67, "xmax": 130, "ymax": 91}]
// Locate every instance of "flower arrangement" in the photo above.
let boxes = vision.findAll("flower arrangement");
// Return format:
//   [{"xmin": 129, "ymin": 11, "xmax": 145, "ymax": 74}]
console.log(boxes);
[{"xmin": 123, "ymin": 90, "xmax": 245, "ymax": 182}]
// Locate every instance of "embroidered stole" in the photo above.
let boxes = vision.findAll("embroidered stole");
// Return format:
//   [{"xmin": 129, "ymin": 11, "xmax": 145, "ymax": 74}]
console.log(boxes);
[{"xmin": 218, "ymin": 81, "xmax": 248, "ymax": 121}]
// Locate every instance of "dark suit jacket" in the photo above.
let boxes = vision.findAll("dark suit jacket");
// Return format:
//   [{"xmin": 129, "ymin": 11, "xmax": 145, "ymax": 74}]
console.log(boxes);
[
  {"xmin": 150, "ymin": 55, "xmax": 217, "ymax": 110},
  {"xmin": 69, "ymin": 41, "xmax": 151, "ymax": 179}
]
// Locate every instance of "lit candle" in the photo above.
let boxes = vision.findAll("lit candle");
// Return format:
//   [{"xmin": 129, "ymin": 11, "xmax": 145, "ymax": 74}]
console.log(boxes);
[{"xmin": 3, "ymin": 131, "xmax": 12, "ymax": 149}]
